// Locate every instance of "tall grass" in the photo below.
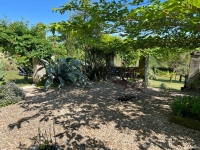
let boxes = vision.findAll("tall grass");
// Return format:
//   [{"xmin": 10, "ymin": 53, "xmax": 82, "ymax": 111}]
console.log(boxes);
[{"xmin": 149, "ymin": 75, "xmax": 185, "ymax": 91}]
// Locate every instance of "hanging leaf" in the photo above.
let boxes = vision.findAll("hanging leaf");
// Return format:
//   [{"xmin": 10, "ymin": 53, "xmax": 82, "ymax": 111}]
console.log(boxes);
[{"xmin": 188, "ymin": 0, "xmax": 200, "ymax": 8}]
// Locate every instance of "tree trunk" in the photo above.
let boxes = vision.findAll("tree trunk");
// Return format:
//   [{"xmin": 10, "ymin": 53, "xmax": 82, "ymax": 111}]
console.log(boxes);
[
  {"xmin": 179, "ymin": 75, "xmax": 182, "ymax": 82},
  {"xmin": 170, "ymin": 76, "xmax": 172, "ymax": 83},
  {"xmin": 144, "ymin": 55, "xmax": 149, "ymax": 87}
]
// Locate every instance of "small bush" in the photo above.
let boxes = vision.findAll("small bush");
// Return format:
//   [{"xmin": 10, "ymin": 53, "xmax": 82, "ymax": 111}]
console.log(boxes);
[
  {"xmin": 32, "ymin": 127, "xmax": 57, "ymax": 150},
  {"xmin": 157, "ymin": 67, "xmax": 173, "ymax": 72},
  {"xmin": 0, "ymin": 81, "xmax": 25, "ymax": 107},
  {"xmin": 170, "ymin": 96, "xmax": 200, "ymax": 121},
  {"xmin": 159, "ymin": 83, "xmax": 170, "ymax": 97}
]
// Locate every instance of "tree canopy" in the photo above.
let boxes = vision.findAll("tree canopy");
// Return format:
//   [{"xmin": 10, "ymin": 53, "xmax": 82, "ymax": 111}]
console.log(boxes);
[
  {"xmin": 126, "ymin": 0, "xmax": 200, "ymax": 50},
  {"xmin": 49, "ymin": 0, "xmax": 200, "ymax": 60},
  {"xmin": 0, "ymin": 19, "xmax": 52, "ymax": 59},
  {"xmin": 1, "ymin": 0, "xmax": 199, "ymax": 66}
]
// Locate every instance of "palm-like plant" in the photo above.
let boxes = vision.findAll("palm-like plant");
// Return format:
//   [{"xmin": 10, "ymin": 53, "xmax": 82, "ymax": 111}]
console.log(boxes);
[{"xmin": 41, "ymin": 56, "xmax": 90, "ymax": 91}]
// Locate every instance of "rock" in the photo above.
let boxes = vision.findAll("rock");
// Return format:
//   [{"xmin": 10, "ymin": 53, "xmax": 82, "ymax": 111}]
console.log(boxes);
[{"xmin": 32, "ymin": 58, "xmax": 47, "ymax": 84}]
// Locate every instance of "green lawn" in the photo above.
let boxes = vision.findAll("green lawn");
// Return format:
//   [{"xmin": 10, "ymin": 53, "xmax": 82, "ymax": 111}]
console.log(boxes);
[
  {"xmin": 149, "ymin": 75, "xmax": 185, "ymax": 91},
  {"xmin": 4, "ymin": 71, "xmax": 33, "ymax": 86},
  {"xmin": 4, "ymin": 71, "xmax": 185, "ymax": 90}
]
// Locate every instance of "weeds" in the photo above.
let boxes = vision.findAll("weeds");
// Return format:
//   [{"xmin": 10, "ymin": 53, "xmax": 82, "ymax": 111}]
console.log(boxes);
[{"xmin": 159, "ymin": 83, "xmax": 170, "ymax": 97}]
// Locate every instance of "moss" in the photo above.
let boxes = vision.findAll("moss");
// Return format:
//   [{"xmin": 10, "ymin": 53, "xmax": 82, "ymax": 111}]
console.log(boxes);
[{"xmin": 169, "ymin": 115, "xmax": 200, "ymax": 132}]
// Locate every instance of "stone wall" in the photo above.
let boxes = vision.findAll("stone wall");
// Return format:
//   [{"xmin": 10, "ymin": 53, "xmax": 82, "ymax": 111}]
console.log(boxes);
[
  {"xmin": 187, "ymin": 51, "xmax": 200, "ymax": 90},
  {"xmin": 189, "ymin": 51, "xmax": 200, "ymax": 78},
  {"xmin": 32, "ymin": 58, "xmax": 47, "ymax": 84}
]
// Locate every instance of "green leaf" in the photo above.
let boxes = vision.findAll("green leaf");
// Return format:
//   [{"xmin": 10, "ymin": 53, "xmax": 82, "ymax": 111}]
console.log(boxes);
[
  {"xmin": 57, "ymin": 76, "xmax": 65, "ymax": 90},
  {"xmin": 55, "ymin": 24, "xmax": 60, "ymax": 30},
  {"xmin": 44, "ymin": 78, "xmax": 53, "ymax": 91},
  {"xmin": 41, "ymin": 57, "xmax": 89, "ymax": 91},
  {"xmin": 40, "ymin": 59, "xmax": 50, "ymax": 66},
  {"xmin": 188, "ymin": 0, "xmax": 200, "ymax": 8},
  {"xmin": 44, "ymin": 140, "xmax": 49, "ymax": 144},
  {"xmin": 52, "ymin": 7, "xmax": 59, "ymax": 12},
  {"xmin": 65, "ymin": 57, "xmax": 73, "ymax": 63},
  {"xmin": 51, "ymin": 55, "xmax": 56, "ymax": 63},
  {"xmin": 65, "ymin": 72, "xmax": 78, "ymax": 86}
]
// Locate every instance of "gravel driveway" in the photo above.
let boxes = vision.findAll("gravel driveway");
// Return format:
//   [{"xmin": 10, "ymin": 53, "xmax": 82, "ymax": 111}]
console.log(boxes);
[{"xmin": 0, "ymin": 82, "xmax": 200, "ymax": 150}]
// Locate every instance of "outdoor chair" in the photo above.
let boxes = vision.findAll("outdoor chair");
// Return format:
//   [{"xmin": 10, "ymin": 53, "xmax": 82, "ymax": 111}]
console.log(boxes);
[{"xmin": 17, "ymin": 66, "xmax": 33, "ymax": 77}]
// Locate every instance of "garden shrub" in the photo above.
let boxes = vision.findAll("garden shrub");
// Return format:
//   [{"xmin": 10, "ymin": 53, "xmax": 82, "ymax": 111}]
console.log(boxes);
[
  {"xmin": 157, "ymin": 67, "xmax": 173, "ymax": 72},
  {"xmin": 156, "ymin": 70, "xmax": 167, "ymax": 76},
  {"xmin": 159, "ymin": 83, "xmax": 170, "ymax": 97},
  {"xmin": 85, "ymin": 47, "xmax": 108, "ymax": 81},
  {"xmin": 170, "ymin": 95, "xmax": 200, "ymax": 121},
  {"xmin": 0, "ymin": 81, "xmax": 25, "ymax": 107}
]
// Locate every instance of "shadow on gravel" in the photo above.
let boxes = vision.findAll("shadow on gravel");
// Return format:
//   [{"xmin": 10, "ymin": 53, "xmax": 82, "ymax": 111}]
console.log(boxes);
[{"xmin": 8, "ymin": 82, "xmax": 200, "ymax": 150}]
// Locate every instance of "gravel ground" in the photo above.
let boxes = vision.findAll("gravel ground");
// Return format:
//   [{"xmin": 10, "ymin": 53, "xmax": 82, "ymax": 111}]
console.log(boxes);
[{"xmin": 0, "ymin": 82, "xmax": 200, "ymax": 150}]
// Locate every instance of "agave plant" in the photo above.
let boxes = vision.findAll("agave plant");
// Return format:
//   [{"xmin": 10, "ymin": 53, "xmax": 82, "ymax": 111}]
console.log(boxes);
[{"xmin": 41, "ymin": 56, "xmax": 90, "ymax": 91}]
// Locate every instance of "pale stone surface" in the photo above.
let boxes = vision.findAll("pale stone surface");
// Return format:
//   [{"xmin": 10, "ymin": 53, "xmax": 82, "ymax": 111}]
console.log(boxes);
[
  {"xmin": 188, "ymin": 53, "xmax": 200, "ymax": 78},
  {"xmin": 187, "ymin": 51, "xmax": 200, "ymax": 90},
  {"xmin": 32, "ymin": 58, "xmax": 46, "ymax": 84}
]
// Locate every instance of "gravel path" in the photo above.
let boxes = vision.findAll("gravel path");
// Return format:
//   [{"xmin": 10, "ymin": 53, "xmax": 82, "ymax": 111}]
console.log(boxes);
[{"xmin": 0, "ymin": 82, "xmax": 200, "ymax": 150}]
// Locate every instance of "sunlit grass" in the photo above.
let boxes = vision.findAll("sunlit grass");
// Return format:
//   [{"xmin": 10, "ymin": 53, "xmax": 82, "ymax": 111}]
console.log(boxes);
[
  {"xmin": 149, "ymin": 75, "xmax": 185, "ymax": 91},
  {"xmin": 5, "ymin": 71, "xmax": 33, "ymax": 86},
  {"xmin": 4, "ymin": 71, "xmax": 185, "ymax": 91}
]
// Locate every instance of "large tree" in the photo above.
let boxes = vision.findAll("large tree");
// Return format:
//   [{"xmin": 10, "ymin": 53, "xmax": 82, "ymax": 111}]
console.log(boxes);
[
  {"xmin": 125, "ymin": 0, "xmax": 200, "ymax": 51},
  {"xmin": 0, "ymin": 19, "xmax": 54, "ymax": 61},
  {"xmin": 49, "ymin": 0, "xmax": 200, "ymax": 84}
]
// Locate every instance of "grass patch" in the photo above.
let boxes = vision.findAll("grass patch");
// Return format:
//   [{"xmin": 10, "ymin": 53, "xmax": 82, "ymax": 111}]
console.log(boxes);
[
  {"xmin": 4, "ymin": 71, "xmax": 33, "ymax": 86},
  {"xmin": 149, "ymin": 75, "xmax": 185, "ymax": 91},
  {"xmin": 4, "ymin": 71, "xmax": 185, "ymax": 91}
]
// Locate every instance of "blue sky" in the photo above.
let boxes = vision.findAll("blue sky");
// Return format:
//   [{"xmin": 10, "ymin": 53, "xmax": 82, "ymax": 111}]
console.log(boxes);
[
  {"xmin": 0, "ymin": 0, "xmax": 70, "ymax": 25},
  {"xmin": 0, "ymin": 0, "xmax": 167, "ymax": 26}
]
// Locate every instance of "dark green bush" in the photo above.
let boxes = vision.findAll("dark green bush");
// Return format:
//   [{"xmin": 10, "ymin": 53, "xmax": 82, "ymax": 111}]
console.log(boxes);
[
  {"xmin": 0, "ymin": 81, "xmax": 25, "ymax": 107},
  {"xmin": 157, "ymin": 67, "xmax": 173, "ymax": 72},
  {"xmin": 170, "ymin": 96, "xmax": 200, "ymax": 121},
  {"xmin": 156, "ymin": 70, "xmax": 167, "ymax": 76},
  {"xmin": 85, "ymin": 47, "xmax": 108, "ymax": 81}
]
